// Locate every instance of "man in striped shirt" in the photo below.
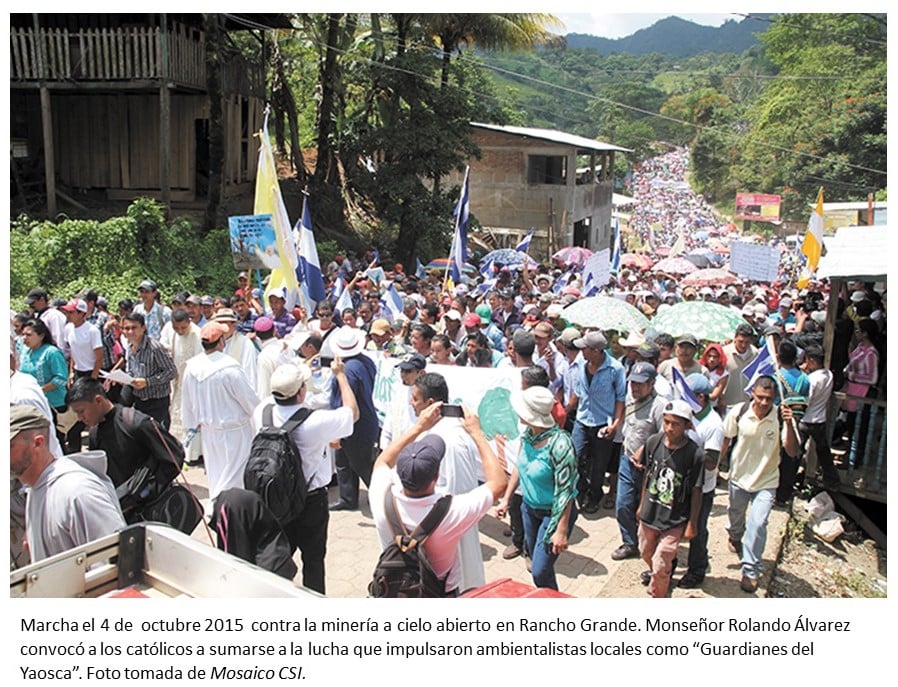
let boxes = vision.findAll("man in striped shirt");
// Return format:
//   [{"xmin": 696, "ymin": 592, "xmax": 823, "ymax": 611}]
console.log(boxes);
[{"xmin": 119, "ymin": 312, "xmax": 177, "ymax": 428}]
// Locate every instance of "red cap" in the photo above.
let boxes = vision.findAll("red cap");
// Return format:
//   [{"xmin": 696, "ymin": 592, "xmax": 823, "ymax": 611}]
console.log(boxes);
[{"xmin": 463, "ymin": 313, "xmax": 482, "ymax": 328}]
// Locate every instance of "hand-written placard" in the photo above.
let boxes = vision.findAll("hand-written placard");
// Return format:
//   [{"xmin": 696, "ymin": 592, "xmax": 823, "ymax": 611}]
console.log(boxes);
[
  {"xmin": 583, "ymin": 248, "xmax": 611, "ymax": 290},
  {"xmin": 228, "ymin": 214, "xmax": 280, "ymax": 271},
  {"xmin": 729, "ymin": 241, "xmax": 780, "ymax": 282}
]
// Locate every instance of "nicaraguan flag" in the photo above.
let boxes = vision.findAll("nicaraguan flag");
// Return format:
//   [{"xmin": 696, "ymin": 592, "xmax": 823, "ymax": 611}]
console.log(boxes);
[
  {"xmin": 334, "ymin": 283, "xmax": 354, "ymax": 316},
  {"xmin": 742, "ymin": 339, "xmax": 776, "ymax": 394},
  {"xmin": 515, "ymin": 229, "xmax": 534, "ymax": 253},
  {"xmin": 672, "ymin": 367, "xmax": 704, "ymax": 413},
  {"xmin": 295, "ymin": 194, "xmax": 328, "ymax": 306},
  {"xmin": 382, "ymin": 283, "xmax": 404, "ymax": 320},
  {"xmin": 415, "ymin": 258, "xmax": 426, "ymax": 279},
  {"xmin": 448, "ymin": 167, "xmax": 470, "ymax": 283}
]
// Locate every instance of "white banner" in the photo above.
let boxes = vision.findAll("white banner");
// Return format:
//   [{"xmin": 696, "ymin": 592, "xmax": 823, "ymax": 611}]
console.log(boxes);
[
  {"xmin": 583, "ymin": 248, "xmax": 611, "ymax": 290},
  {"xmin": 729, "ymin": 241, "xmax": 780, "ymax": 282},
  {"xmin": 370, "ymin": 357, "xmax": 524, "ymax": 470}
]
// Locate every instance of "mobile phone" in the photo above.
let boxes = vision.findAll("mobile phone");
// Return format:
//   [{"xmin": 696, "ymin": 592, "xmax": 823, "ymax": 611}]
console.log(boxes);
[
  {"xmin": 320, "ymin": 357, "xmax": 333, "ymax": 368},
  {"xmin": 440, "ymin": 404, "xmax": 464, "ymax": 418}
]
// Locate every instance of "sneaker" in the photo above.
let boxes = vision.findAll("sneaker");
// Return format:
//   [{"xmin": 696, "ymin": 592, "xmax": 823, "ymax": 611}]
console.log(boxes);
[
  {"xmin": 677, "ymin": 570, "xmax": 705, "ymax": 589},
  {"xmin": 727, "ymin": 538, "xmax": 742, "ymax": 556},
  {"xmin": 601, "ymin": 492, "xmax": 616, "ymax": 509},
  {"xmin": 580, "ymin": 496, "xmax": 600, "ymax": 514},
  {"xmin": 640, "ymin": 570, "xmax": 651, "ymax": 586},
  {"xmin": 740, "ymin": 575, "xmax": 759, "ymax": 593},
  {"xmin": 502, "ymin": 543, "xmax": 522, "ymax": 560},
  {"xmin": 611, "ymin": 544, "xmax": 639, "ymax": 561}
]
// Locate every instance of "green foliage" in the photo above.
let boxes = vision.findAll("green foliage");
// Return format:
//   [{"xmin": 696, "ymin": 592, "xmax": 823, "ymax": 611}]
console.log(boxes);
[{"xmin": 10, "ymin": 199, "xmax": 236, "ymax": 310}]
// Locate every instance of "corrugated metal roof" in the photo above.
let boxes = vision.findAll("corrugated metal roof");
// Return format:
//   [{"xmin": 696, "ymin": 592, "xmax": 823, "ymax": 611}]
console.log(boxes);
[
  {"xmin": 471, "ymin": 122, "xmax": 631, "ymax": 154},
  {"xmin": 816, "ymin": 226, "xmax": 889, "ymax": 280}
]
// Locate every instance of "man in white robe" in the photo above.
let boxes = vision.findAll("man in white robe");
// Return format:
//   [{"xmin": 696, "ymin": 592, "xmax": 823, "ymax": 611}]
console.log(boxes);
[
  {"xmin": 214, "ymin": 308, "xmax": 259, "ymax": 391},
  {"xmin": 181, "ymin": 323, "xmax": 259, "ymax": 508}
]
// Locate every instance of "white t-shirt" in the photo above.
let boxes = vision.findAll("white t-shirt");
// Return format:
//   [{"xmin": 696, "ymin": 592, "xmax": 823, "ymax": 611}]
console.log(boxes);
[
  {"xmin": 804, "ymin": 368, "xmax": 833, "ymax": 424},
  {"xmin": 64, "ymin": 321, "xmax": 102, "ymax": 372},
  {"xmin": 369, "ymin": 466, "xmax": 494, "ymax": 593},
  {"xmin": 689, "ymin": 407, "xmax": 725, "ymax": 493},
  {"xmin": 252, "ymin": 401, "xmax": 354, "ymax": 491}
]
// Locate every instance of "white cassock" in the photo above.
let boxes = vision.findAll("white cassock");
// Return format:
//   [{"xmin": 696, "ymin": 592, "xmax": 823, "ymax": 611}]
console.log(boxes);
[
  {"xmin": 170, "ymin": 323, "xmax": 204, "ymax": 462},
  {"xmin": 427, "ymin": 418, "xmax": 487, "ymax": 593},
  {"xmin": 224, "ymin": 332, "xmax": 259, "ymax": 391},
  {"xmin": 181, "ymin": 351, "xmax": 260, "ymax": 505}
]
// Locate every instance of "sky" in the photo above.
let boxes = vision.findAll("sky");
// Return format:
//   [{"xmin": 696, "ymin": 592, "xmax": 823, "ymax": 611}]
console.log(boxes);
[{"xmin": 555, "ymin": 12, "xmax": 738, "ymax": 39}]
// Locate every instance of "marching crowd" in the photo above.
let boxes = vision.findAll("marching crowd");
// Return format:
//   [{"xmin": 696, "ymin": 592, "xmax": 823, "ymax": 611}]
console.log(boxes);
[{"xmin": 10, "ymin": 255, "xmax": 886, "ymax": 596}]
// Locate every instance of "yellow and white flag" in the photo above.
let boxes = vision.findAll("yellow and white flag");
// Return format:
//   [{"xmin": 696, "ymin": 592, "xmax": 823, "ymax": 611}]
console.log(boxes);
[
  {"xmin": 255, "ymin": 109, "xmax": 299, "ymax": 308},
  {"xmin": 797, "ymin": 187, "xmax": 824, "ymax": 288},
  {"xmin": 669, "ymin": 230, "xmax": 686, "ymax": 257}
]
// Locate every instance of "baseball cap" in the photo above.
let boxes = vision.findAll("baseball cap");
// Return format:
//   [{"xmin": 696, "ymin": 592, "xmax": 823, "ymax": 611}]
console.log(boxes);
[
  {"xmin": 61, "ymin": 298, "xmax": 88, "ymax": 313},
  {"xmin": 475, "ymin": 304, "xmax": 492, "ymax": 322},
  {"xmin": 253, "ymin": 316, "xmax": 274, "ymax": 333},
  {"xmin": 533, "ymin": 321, "xmax": 554, "ymax": 338},
  {"xmin": 200, "ymin": 322, "xmax": 228, "ymax": 343},
  {"xmin": 662, "ymin": 399, "xmax": 694, "ymax": 425},
  {"xmin": 558, "ymin": 327, "xmax": 581, "ymax": 347},
  {"xmin": 10, "ymin": 404, "xmax": 51, "ymax": 438},
  {"xmin": 443, "ymin": 309, "xmax": 462, "ymax": 321},
  {"xmin": 628, "ymin": 361, "xmax": 657, "ymax": 383},
  {"xmin": 546, "ymin": 303, "xmax": 564, "ymax": 318},
  {"xmin": 396, "ymin": 435, "xmax": 445, "ymax": 491},
  {"xmin": 686, "ymin": 373, "xmax": 712, "ymax": 396},
  {"xmin": 779, "ymin": 297, "xmax": 793, "ymax": 309},
  {"xmin": 270, "ymin": 364, "xmax": 311, "ymax": 400},
  {"xmin": 675, "ymin": 333, "xmax": 698, "ymax": 348},
  {"xmin": 463, "ymin": 313, "xmax": 482, "ymax": 328},
  {"xmin": 200, "ymin": 295, "xmax": 214, "ymax": 306},
  {"xmin": 138, "ymin": 279, "xmax": 158, "ymax": 292},
  {"xmin": 370, "ymin": 318, "xmax": 390, "ymax": 336},
  {"xmin": 573, "ymin": 331, "xmax": 607, "ymax": 350},
  {"xmin": 634, "ymin": 342, "xmax": 660, "ymax": 360},
  {"xmin": 397, "ymin": 353, "xmax": 427, "ymax": 371},
  {"xmin": 24, "ymin": 288, "xmax": 48, "ymax": 305},
  {"xmin": 186, "ymin": 294, "xmax": 201, "ymax": 306}
]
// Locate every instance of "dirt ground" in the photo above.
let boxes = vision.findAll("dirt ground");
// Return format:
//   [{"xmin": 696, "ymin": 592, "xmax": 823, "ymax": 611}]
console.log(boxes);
[{"xmin": 768, "ymin": 497, "xmax": 887, "ymax": 598}]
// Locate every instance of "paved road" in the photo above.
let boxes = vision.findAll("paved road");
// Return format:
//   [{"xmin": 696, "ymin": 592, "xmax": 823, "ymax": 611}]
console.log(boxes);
[{"xmin": 182, "ymin": 463, "xmax": 789, "ymax": 598}]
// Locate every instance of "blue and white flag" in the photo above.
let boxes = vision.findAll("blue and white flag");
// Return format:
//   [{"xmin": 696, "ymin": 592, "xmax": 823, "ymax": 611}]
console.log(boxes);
[
  {"xmin": 553, "ymin": 268, "xmax": 574, "ymax": 294},
  {"xmin": 610, "ymin": 218, "xmax": 622, "ymax": 274},
  {"xmin": 334, "ymin": 282, "xmax": 354, "ymax": 315},
  {"xmin": 742, "ymin": 339, "xmax": 777, "ymax": 394},
  {"xmin": 415, "ymin": 258, "xmax": 426, "ymax": 279},
  {"xmin": 382, "ymin": 283, "xmax": 404, "ymax": 320},
  {"xmin": 583, "ymin": 271, "xmax": 600, "ymax": 297},
  {"xmin": 472, "ymin": 277, "xmax": 498, "ymax": 298},
  {"xmin": 330, "ymin": 276, "xmax": 344, "ymax": 302},
  {"xmin": 515, "ymin": 229, "xmax": 534, "ymax": 253},
  {"xmin": 671, "ymin": 367, "xmax": 704, "ymax": 413},
  {"xmin": 295, "ymin": 194, "xmax": 328, "ymax": 307},
  {"xmin": 370, "ymin": 249, "xmax": 381, "ymax": 266},
  {"xmin": 365, "ymin": 266, "xmax": 386, "ymax": 285},
  {"xmin": 447, "ymin": 167, "xmax": 470, "ymax": 283}
]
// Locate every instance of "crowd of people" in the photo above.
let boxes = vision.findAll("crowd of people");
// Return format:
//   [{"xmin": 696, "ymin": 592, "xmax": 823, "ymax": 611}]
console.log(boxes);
[{"xmin": 10, "ymin": 247, "xmax": 885, "ymax": 597}]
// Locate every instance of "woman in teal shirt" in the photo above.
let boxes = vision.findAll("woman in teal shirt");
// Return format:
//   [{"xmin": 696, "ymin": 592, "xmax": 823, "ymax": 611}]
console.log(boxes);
[
  {"xmin": 18, "ymin": 318, "xmax": 69, "ymax": 411},
  {"xmin": 498, "ymin": 386, "xmax": 578, "ymax": 590}
]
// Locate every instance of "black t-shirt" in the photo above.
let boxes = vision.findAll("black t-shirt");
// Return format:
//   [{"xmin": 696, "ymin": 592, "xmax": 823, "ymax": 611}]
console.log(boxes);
[{"xmin": 639, "ymin": 432, "xmax": 703, "ymax": 531}]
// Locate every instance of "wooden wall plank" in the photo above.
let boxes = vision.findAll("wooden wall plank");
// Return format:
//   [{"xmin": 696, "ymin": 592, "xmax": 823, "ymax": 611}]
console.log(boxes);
[{"xmin": 119, "ymin": 94, "xmax": 130, "ymax": 188}]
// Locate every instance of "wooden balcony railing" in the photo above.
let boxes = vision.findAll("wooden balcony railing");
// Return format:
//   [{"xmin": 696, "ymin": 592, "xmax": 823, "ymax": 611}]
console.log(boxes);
[{"xmin": 10, "ymin": 23, "xmax": 262, "ymax": 96}]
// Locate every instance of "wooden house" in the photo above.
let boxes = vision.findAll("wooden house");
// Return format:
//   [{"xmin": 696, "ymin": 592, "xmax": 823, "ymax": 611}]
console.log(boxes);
[{"xmin": 10, "ymin": 13, "xmax": 291, "ymax": 215}]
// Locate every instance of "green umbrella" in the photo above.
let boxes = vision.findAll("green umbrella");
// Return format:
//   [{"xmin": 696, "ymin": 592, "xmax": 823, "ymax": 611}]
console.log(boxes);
[
  {"xmin": 650, "ymin": 301, "xmax": 746, "ymax": 342},
  {"xmin": 561, "ymin": 296, "xmax": 650, "ymax": 333}
]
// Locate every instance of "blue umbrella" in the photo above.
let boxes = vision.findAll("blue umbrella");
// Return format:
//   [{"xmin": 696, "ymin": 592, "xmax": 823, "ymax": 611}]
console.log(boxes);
[{"xmin": 480, "ymin": 248, "xmax": 539, "ymax": 270}]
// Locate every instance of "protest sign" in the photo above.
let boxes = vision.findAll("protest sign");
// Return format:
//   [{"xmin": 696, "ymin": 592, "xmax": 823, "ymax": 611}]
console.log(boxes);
[
  {"xmin": 228, "ymin": 214, "xmax": 281, "ymax": 271},
  {"xmin": 729, "ymin": 240, "xmax": 780, "ymax": 282}
]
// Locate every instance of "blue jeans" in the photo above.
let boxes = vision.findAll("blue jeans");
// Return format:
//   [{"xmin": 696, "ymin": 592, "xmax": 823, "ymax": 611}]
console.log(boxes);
[
  {"xmin": 686, "ymin": 489, "xmax": 715, "ymax": 577},
  {"xmin": 521, "ymin": 501, "xmax": 578, "ymax": 590},
  {"xmin": 726, "ymin": 484, "xmax": 775, "ymax": 579},
  {"xmin": 615, "ymin": 452, "xmax": 644, "ymax": 547}
]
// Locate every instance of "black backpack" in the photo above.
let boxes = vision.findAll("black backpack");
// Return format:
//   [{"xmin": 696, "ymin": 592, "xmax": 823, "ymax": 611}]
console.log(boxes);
[
  {"xmin": 369, "ymin": 492, "xmax": 453, "ymax": 598},
  {"xmin": 243, "ymin": 405, "xmax": 313, "ymax": 527}
]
